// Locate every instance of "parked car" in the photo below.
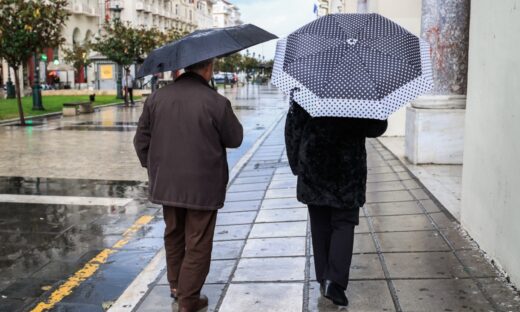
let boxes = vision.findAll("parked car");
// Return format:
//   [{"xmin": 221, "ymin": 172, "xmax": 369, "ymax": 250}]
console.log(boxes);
[{"xmin": 213, "ymin": 72, "xmax": 237, "ymax": 84}]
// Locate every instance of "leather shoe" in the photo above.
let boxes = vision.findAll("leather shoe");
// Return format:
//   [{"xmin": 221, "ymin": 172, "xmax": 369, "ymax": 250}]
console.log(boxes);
[
  {"xmin": 322, "ymin": 280, "xmax": 348, "ymax": 306},
  {"xmin": 179, "ymin": 295, "xmax": 208, "ymax": 312}
]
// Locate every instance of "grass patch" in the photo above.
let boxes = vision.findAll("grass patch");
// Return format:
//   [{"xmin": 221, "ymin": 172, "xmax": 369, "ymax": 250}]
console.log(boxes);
[{"xmin": 0, "ymin": 95, "xmax": 140, "ymax": 121}]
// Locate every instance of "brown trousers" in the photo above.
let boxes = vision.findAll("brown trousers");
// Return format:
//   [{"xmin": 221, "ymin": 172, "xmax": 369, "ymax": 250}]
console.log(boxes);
[{"xmin": 163, "ymin": 206, "xmax": 217, "ymax": 304}]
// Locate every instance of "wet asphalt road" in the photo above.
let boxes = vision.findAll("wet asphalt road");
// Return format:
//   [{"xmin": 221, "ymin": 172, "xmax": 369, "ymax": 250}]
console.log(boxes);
[{"xmin": 0, "ymin": 84, "xmax": 286, "ymax": 311}]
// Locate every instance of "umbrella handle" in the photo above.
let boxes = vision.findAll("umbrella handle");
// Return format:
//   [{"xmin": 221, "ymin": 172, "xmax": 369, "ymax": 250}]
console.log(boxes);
[{"xmin": 211, "ymin": 78, "xmax": 216, "ymax": 90}]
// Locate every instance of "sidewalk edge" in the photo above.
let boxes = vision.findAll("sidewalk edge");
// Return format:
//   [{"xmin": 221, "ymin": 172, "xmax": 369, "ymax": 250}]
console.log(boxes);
[
  {"xmin": 0, "ymin": 101, "xmax": 131, "ymax": 126},
  {"xmin": 108, "ymin": 110, "xmax": 286, "ymax": 312}
]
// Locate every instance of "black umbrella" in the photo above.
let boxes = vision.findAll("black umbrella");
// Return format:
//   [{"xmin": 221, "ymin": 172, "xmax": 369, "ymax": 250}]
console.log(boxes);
[
  {"xmin": 272, "ymin": 14, "xmax": 433, "ymax": 120},
  {"xmin": 136, "ymin": 24, "xmax": 277, "ymax": 78}
]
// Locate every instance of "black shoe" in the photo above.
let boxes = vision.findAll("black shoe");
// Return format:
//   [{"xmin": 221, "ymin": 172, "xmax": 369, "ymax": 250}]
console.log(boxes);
[{"xmin": 323, "ymin": 280, "xmax": 348, "ymax": 307}]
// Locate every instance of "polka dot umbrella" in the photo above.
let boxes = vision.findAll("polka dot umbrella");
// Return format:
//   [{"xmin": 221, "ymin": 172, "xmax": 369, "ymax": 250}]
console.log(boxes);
[{"xmin": 272, "ymin": 13, "xmax": 433, "ymax": 120}]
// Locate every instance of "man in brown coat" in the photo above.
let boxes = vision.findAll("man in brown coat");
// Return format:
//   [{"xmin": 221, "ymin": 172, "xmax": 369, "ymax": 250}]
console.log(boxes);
[{"xmin": 134, "ymin": 59, "xmax": 243, "ymax": 312}]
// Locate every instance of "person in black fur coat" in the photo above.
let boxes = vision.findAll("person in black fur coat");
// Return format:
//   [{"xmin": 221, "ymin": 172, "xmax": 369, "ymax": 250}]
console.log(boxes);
[{"xmin": 285, "ymin": 101, "xmax": 388, "ymax": 307}]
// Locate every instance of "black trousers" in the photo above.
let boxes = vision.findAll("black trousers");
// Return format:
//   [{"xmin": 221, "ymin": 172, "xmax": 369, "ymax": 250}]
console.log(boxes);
[
  {"xmin": 124, "ymin": 87, "xmax": 134, "ymax": 104},
  {"xmin": 308, "ymin": 205, "xmax": 359, "ymax": 290}
]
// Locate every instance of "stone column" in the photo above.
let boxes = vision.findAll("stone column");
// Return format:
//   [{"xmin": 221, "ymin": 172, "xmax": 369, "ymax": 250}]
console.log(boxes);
[{"xmin": 405, "ymin": 0, "xmax": 471, "ymax": 164}]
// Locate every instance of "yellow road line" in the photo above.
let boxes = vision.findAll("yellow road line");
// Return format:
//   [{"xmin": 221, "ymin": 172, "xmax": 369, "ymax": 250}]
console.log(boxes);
[{"xmin": 31, "ymin": 215, "xmax": 154, "ymax": 312}]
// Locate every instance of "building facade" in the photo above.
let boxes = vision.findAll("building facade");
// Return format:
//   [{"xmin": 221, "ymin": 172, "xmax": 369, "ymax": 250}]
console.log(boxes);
[
  {"xmin": 212, "ymin": 0, "xmax": 242, "ymax": 28},
  {"xmin": 1, "ymin": 0, "xmax": 224, "ymax": 92},
  {"xmin": 106, "ymin": 0, "xmax": 216, "ymax": 31}
]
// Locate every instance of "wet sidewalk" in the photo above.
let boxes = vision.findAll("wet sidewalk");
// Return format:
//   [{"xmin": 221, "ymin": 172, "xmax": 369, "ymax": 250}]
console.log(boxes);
[
  {"xmin": 125, "ymin": 117, "xmax": 520, "ymax": 312},
  {"xmin": 0, "ymin": 85, "xmax": 287, "ymax": 311}
]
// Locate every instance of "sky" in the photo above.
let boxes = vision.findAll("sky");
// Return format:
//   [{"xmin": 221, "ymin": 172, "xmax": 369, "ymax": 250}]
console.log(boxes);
[{"xmin": 232, "ymin": 0, "xmax": 318, "ymax": 60}]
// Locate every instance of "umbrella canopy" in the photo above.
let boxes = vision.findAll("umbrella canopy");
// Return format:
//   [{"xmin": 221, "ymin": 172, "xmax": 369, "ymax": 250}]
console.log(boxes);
[
  {"xmin": 137, "ymin": 24, "xmax": 277, "ymax": 78},
  {"xmin": 272, "ymin": 13, "xmax": 433, "ymax": 120}
]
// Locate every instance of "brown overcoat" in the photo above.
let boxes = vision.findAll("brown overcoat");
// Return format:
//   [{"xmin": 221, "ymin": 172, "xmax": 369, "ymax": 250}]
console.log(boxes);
[{"xmin": 134, "ymin": 72, "xmax": 243, "ymax": 210}]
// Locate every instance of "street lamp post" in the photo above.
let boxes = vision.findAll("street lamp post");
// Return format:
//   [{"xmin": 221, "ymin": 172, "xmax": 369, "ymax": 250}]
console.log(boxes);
[
  {"xmin": 110, "ymin": 4, "xmax": 124, "ymax": 99},
  {"xmin": 32, "ymin": 53, "xmax": 45, "ymax": 110}
]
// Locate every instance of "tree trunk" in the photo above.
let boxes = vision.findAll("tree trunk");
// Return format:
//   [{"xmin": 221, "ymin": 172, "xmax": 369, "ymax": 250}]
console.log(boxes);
[{"xmin": 13, "ymin": 66, "xmax": 25, "ymax": 125}]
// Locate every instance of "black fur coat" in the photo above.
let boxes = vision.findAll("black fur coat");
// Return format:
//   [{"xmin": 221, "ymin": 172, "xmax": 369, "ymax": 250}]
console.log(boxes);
[{"xmin": 285, "ymin": 101, "xmax": 388, "ymax": 209}]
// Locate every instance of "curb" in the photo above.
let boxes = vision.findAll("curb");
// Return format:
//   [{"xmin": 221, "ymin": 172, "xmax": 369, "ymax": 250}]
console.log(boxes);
[
  {"xmin": 108, "ymin": 110, "xmax": 286, "ymax": 312},
  {"xmin": 0, "ymin": 101, "xmax": 135, "ymax": 126}
]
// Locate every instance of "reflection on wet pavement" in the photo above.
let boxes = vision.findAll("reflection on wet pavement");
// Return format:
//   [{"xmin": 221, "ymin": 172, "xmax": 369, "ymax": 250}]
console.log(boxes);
[{"xmin": 0, "ymin": 85, "xmax": 287, "ymax": 311}]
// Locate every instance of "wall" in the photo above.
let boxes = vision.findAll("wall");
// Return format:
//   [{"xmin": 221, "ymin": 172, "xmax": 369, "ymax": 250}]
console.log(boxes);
[{"xmin": 461, "ymin": 0, "xmax": 520, "ymax": 287}]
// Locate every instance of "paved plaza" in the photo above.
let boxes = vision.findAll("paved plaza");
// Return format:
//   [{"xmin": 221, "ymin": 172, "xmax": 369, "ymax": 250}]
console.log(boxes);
[
  {"xmin": 0, "ymin": 85, "xmax": 519, "ymax": 311},
  {"xmin": 129, "ymin": 114, "xmax": 520, "ymax": 312}
]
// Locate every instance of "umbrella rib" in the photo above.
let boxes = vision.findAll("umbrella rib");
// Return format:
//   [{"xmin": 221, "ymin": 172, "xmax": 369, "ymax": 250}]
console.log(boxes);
[
  {"xmin": 353, "ymin": 47, "xmax": 384, "ymax": 101},
  {"xmin": 359, "ymin": 44, "xmax": 422, "ymax": 76},
  {"xmin": 318, "ymin": 47, "xmax": 352, "ymax": 98},
  {"xmin": 284, "ymin": 41, "xmax": 347, "ymax": 69},
  {"xmin": 360, "ymin": 34, "xmax": 421, "ymax": 72}
]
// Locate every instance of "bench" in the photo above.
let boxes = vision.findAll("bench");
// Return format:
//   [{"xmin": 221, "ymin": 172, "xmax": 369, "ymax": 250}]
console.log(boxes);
[{"xmin": 63, "ymin": 101, "xmax": 93, "ymax": 116}]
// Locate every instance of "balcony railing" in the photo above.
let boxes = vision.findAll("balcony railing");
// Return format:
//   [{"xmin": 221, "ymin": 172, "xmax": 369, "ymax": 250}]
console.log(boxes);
[{"xmin": 66, "ymin": 0, "xmax": 100, "ymax": 17}]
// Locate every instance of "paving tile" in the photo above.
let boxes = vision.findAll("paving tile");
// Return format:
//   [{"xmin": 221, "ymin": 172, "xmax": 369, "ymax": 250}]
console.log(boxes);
[
  {"xmin": 366, "ymin": 181, "xmax": 406, "ymax": 192},
  {"xmin": 233, "ymin": 176, "xmax": 272, "ymax": 184},
  {"xmin": 366, "ymin": 201, "xmax": 424, "ymax": 216},
  {"xmin": 371, "ymin": 214, "xmax": 434, "ymax": 232},
  {"xmin": 391, "ymin": 164, "xmax": 407, "ymax": 172},
  {"xmin": 367, "ymin": 166, "xmax": 394, "ymax": 174},
  {"xmin": 242, "ymin": 237, "xmax": 306, "ymax": 258},
  {"xmin": 216, "ymin": 211, "xmax": 256, "ymax": 226},
  {"xmin": 429, "ymin": 212, "xmax": 457, "ymax": 229},
  {"xmin": 275, "ymin": 167, "xmax": 293, "ymax": 174},
  {"xmin": 238, "ymin": 169, "xmax": 275, "ymax": 178},
  {"xmin": 440, "ymin": 226, "xmax": 478, "ymax": 250},
  {"xmin": 158, "ymin": 260, "xmax": 235, "ymax": 285},
  {"xmin": 377, "ymin": 231, "xmax": 450, "ymax": 252},
  {"xmin": 212, "ymin": 240, "xmax": 244, "ymax": 260},
  {"xmin": 261, "ymin": 198, "xmax": 305, "ymax": 209},
  {"xmin": 310, "ymin": 254, "xmax": 384, "ymax": 281},
  {"xmin": 384, "ymin": 252, "xmax": 468, "ymax": 279},
  {"xmin": 227, "ymin": 182, "xmax": 269, "ymax": 193},
  {"xmin": 397, "ymin": 171, "xmax": 413, "ymax": 180},
  {"xmin": 264, "ymin": 188, "xmax": 296, "ymax": 199},
  {"xmin": 366, "ymin": 190, "xmax": 414, "ymax": 203},
  {"xmin": 402, "ymin": 179, "xmax": 421, "ymax": 189},
  {"xmin": 226, "ymin": 191, "xmax": 265, "ymax": 202},
  {"xmin": 366, "ymin": 172, "xmax": 400, "ymax": 183},
  {"xmin": 355, "ymin": 217, "xmax": 370, "ymax": 234},
  {"xmin": 271, "ymin": 173, "xmax": 295, "ymax": 181},
  {"xmin": 456, "ymin": 249, "xmax": 499, "ymax": 278},
  {"xmin": 136, "ymin": 284, "xmax": 224, "ymax": 312},
  {"xmin": 393, "ymin": 279, "xmax": 494, "ymax": 311},
  {"xmin": 233, "ymin": 257, "xmax": 306, "ymax": 282},
  {"xmin": 269, "ymin": 179, "xmax": 297, "ymax": 189},
  {"xmin": 221, "ymin": 200, "xmax": 260, "ymax": 212},
  {"xmin": 207, "ymin": 260, "xmax": 235, "ymax": 284},
  {"xmin": 308, "ymin": 281, "xmax": 394, "ymax": 312},
  {"xmin": 219, "ymin": 283, "xmax": 303, "ymax": 312},
  {"xmin": 353, "ymin": 233, "xmax": 377, "ymax": 254},
  {"xmin": 477, "ymin": 278, "xmax": 520, "ymax": 311},
  {"xmin": 419, "ymin": 199, "xmax": 442, "ymax": 213},
  {"xmin": 214, "ymin": 224, "xmax": 250, "ymax": 241},
  {"xmin": 249, "ymin": 221, "xmax": 307, "ymax": 238},
  {"xmin": 409, "ymin": 188, "xmax": 431, "ymax": 200},
  {"xmin": 255, "ymin": 208, "xmax": 308, "ymax": 223}
]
